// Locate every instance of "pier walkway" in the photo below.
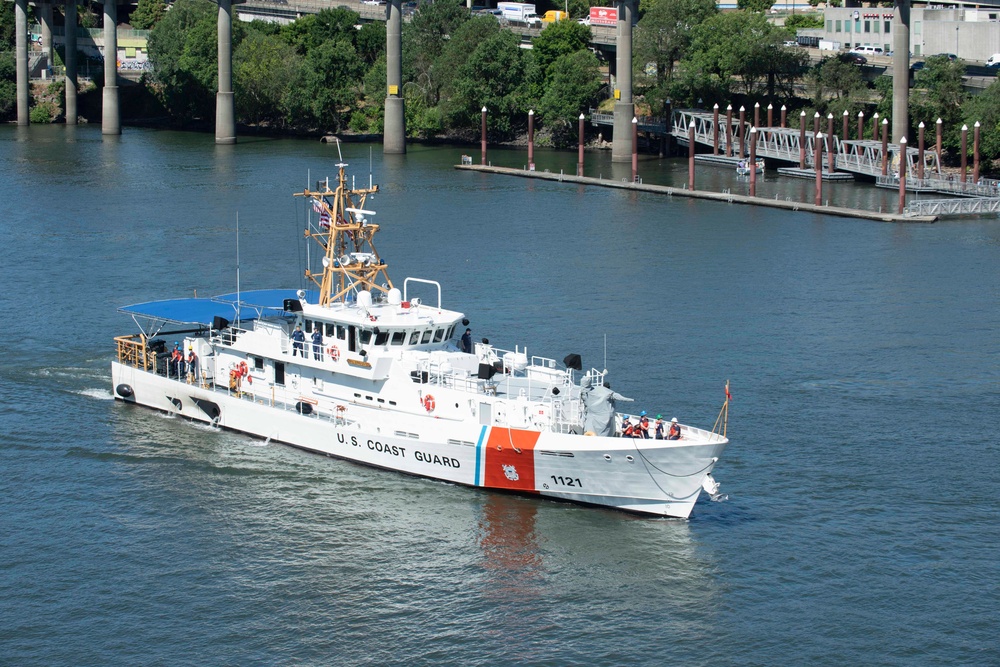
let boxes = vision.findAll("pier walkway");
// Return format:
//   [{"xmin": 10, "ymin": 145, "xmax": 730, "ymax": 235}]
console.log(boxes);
[
  {"xmin": 592, "ymin": 107, "xmax": 1000, "ymax": 203},
  {"xmin": 455, "ymin": 164, "xmax": 937, "ymax": 223}
]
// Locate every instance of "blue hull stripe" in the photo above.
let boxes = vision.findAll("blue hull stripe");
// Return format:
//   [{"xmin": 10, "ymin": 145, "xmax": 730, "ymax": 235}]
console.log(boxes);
[{"xmin": 475, "ymin": 425, "xmax": 487, "ymax": 486}]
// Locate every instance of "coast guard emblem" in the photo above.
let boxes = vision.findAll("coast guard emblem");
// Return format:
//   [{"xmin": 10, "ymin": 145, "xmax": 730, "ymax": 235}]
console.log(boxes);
[{"xmin": 502, "ymin": 464, "xmax": 519, "ymax": 481}]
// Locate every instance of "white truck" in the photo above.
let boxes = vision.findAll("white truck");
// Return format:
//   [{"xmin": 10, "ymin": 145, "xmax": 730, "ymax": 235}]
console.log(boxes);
[{"xmin": 497, "ymin": 2, "xmax": 540, "ymax": 25}]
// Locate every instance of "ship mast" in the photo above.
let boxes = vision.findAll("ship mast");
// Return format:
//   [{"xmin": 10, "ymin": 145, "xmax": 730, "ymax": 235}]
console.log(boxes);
[{"xmin": 295, "ymin": 162, "xmax": 392, "ymax": 307}]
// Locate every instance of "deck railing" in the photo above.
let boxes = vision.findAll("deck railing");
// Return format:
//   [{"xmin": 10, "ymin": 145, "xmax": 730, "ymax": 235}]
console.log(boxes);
[{"xmin": 115, "ymin": 334, "xmax": 153, "ymax": 371}]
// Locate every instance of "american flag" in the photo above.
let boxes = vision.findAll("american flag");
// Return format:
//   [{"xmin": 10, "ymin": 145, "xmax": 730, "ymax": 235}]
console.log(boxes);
[
  {"xmin": 311, "ymin": 198, "xmax": 324, "ymax": 214},
  {"xmin": 319, "ymin": 210, "xmax": 331, "ymax": 229}
]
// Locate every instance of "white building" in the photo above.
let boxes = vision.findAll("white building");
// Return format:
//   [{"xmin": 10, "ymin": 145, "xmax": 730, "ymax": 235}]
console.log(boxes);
[{"xmin": 811, "ymin": 5, "xmax": 1000, "ymax": 61}]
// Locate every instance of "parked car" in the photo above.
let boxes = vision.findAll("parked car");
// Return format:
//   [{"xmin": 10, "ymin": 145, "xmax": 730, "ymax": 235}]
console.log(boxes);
[
  {"xmin": 783, "ymin": 40, "xmax": 798, "ymax": 47},
  {"xmin": 842, "ymin": 53, "xmax": 867, "ymax": 65}
]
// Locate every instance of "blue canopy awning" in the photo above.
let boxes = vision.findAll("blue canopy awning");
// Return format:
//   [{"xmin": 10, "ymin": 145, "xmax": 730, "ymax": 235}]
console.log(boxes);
[
  {"xmin": 118, "ymin": 289, "xmax": 320, "ymax": 326},
  {"xmin": 118, "ymin": 298, "xmax": 240, "ymax": 326}
]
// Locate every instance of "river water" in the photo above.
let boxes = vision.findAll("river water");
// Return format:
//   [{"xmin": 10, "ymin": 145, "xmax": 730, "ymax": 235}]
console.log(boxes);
[{"xmin": 1, "ymin": 125, "xmax": 998, "ymax": 666}]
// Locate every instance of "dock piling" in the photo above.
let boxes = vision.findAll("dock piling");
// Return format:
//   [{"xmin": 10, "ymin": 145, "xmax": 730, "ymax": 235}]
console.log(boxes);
[
  {"xmin": 898, "ymin": 136, "xmax": 907, "ymax": 214},
  {"xmin": 688, "ymin": 121, "xmax": 696, "ymax": 191}
]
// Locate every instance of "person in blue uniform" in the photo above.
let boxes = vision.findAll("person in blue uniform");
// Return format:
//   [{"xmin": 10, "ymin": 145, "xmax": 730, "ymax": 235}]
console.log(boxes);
[
  {"xmin": 311, "ymin": 328, "xmax": 323, "ymax": 360},
  {"xmin": 460, "ymin": 328, "xmax": 472, "ymax": 353},
  {"xmin": 291, "ymin": 325, "xmax": 306, "ymax": 357},
  {"xmin": 668, "ymin": 417, "xmax": 681, "ymax": 440},
  {"xmin": 654, "ymin": 415, "xmax": 665, "ymax": 440}
]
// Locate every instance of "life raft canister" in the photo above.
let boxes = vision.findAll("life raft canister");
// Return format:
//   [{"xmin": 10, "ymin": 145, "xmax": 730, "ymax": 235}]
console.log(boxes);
[
  {"xmin": 328, "ymin": 345, "xmax": 340, "ymax": 361},
  {"xmin": 423, "ymin": 395, "xmax": 436, "ymax": 412}
]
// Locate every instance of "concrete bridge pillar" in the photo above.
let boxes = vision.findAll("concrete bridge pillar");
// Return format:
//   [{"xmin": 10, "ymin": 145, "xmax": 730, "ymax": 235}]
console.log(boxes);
[
  {"xmin": 102, "ymin": 0, "xmax": 121, "ymax": 135},
  {"xmin": 39, "ymin": 2, "xmax": 53, "ymax": 75},
  {"xmin": 216, "ymin": 0, "xmax": 236, "ymax": 144},
  {"xmin": 383, "ymin": 0, "xmax": 405, "ymax": 154},
  {"xmin": 892, "ymin": 0, "xmax": 911, "ymax": 143},
  {"xmin": 15, "ymin": 0, "xmax": 29, "ymax": 125},
  {"xmin": 65, "ymin": 0, "xmax": 78, "ymax": 124},
  {"xmin": 611, "ymin": 0, "xmax": 635, "ymax": 163}
]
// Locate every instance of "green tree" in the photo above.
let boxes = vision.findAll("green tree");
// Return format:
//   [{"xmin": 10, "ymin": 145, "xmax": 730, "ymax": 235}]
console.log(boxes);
[
  {"xmin": 784, "ymin": 13, "xmax": 824, "ymax": 30},
  {"xmin": 634, "ymin": 0, "xmax": 717, "ymax": 90},
  {"xmin": 737, "ymin": 0, "xmax": 774, "ymax": 12},
  {"xmin": 679, "ymin": 11, "xmax": 807, "ymax": 101},
  {"xmin": 233, "ymin": 30, "xmax": 300, "ymax": 127},
  {"xmin": 0, "ymin": 52, "xmax": 15, "ymax": 122},
  {"xmin": 285, "ymin": 38, "xmax": 363, "ymax": 132},
  {"xmin": 147, "ymin": 0, "xmax": 220, "ymax": 118},
  {"xmin": 0, "ymin": 0, "xmax": 15, "ymax": 49},
  {"xmin": 356, "ymin": 22, "xmax": 385, "ymax": 67},
  {"xmin": 445, "ymin": 30, "xmax": 527, "ymax": 138},
  {"xmin": 402, "ymin": 0, "xmax": 469, "ymax": 105},
  {"xmin": 909, "ymin": 54, "xmax": 966, "ymax": 149},
  {"xmin": 811, "ymin": 55, "xmax": 865, "ymax": 103},
  {"xmin": 532, "ymin": 19, "xmax": 591, "ymax": 76},
  {"xmin": 130, "ymin": 0, "xmax": 167, "ymax": 30},
  {"xmin": 538, "ymin": 49, "xmax": 601, "ymax": 144},
  {"xmin": 961, "ymin": 80, "xmax": 1000, "ymax": 173},
  {"xmin": 433, "ymin": 17, "xmax": 503, "ymax": 101}
]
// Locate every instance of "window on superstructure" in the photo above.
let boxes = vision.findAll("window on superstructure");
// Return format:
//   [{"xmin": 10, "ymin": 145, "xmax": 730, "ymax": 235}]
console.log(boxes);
[
  {"xmin": 304, "ymin": 320, "xmax": 313, "ymax": 333},
  {"xmin": 421, "ymin": 330, "xmax": 433, "ymax": 344},
  {"xmin": 409, "ymin": 330, "xmax": 420, "ymax": 345},
  {"xmin": 391, "ymin": 331, "xmax": 405, "ymax": 346},
  {"xmin": 253, "ymin": 356, "xmax": 264, "ymax": 370},
  {"xmin": 360, "ymin": 330, "xmax": 372, "ymax": 345},
  {"xmin": 446, "ymin": 325, "xmax": 455, "ymax": 340},
  {"xmin": 336, "ymin": 325, "xmax": 347, "ymax": 340},
  {"xmin": 325, "ymin": 322, "xmax": 336, "ymax": 337},
  {"xmin": 433, "ymin": 329, "xmax": 445, "ymax": 343},
  {"xmin": 375, "ymin": 331, "xmax": 389, "ymax": 346}
]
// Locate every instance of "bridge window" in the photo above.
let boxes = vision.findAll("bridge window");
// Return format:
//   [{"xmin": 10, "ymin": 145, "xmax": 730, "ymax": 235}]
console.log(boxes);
[
  {"xmin": 421, "ymin": 330, "xmax": 433, "ymax": 344},
  {"xmin": 374, "ymin": 330, "xmax": 389, "ymax": 346},
  {"xmin": 360, "ymin": 330, "xmax": 372, "ymax": 345},
  {"xmin": 409, "ymin": 330, "xmax": 420, "ymax": 345},
  {"xmin": 433, "ymin": 328, "xmax": 445, "ymax": 343},
  {"xmin": 336, "ymin": 325, "xmax": 347, "ymax": 340},
  {"xmin": 325, "ymin": 322, "xmax": 336, "ymax": 337},
  {"xmin": 391, "ymin": 331, "xmax": 405, "ymax": 346}
]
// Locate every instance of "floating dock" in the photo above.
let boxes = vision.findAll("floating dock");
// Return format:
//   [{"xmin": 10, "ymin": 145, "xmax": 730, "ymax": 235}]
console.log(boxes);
[{"xmin": 455, "ymin": 164, "xmax": 937, "ymax": 223}]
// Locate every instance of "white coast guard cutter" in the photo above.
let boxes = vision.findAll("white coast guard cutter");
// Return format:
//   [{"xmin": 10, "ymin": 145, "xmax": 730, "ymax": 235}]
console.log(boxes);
[{"xmin": 111, "ymin": 160, "xmax": 730, "ymax": 518}]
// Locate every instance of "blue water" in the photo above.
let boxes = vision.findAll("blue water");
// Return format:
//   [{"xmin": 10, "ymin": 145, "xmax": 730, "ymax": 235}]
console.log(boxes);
[{"xmin": 2, "ymin": 125, "xmax": 998, "ymax": 665}]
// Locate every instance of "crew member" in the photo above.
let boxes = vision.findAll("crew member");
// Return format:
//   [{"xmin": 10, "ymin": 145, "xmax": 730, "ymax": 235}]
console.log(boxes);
[
  {"xmin": 311, "ymin": 327, "xmax": 324, "ymax": 360},
  {"xmin": 186, "ymin": 349, "xmax": 198, "ymax": 383},
  {"xmin": 170, "ymin": 342, "xmax": 183, "ymax": 378},
  {"xmin": 291, "ymin": 325, "xmax": 306, "ymax": 357},
  {"xmin": 668, "ymin": 417, "xmax": 681, "ymax": 440},
  {"xmin": 638, "ymin": 411, "xmax": 650, "ymax": 438},
  {"xmin": 460, "ymin": 328, "xmax": 472, "ymax": 354},
  {"xmin": 654, "ymin": 415, "xmax": 665, "ymax": 440},
  {"xmin": 621, "ymin": 416, "xmax": 634, "ymax": 438}
]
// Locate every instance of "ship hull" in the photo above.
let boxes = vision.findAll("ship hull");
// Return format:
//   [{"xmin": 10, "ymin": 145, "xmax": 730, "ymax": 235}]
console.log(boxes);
[{"xmin": 113, "ymin": 361, "xmax": 727, "ymax": 518}]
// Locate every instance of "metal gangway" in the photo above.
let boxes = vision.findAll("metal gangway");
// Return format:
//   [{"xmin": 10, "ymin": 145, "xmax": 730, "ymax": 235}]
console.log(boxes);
[
  {"xmin": 671, "ymin": 109, "xmax": 941, "ymax": 177},
  {"xmin": 878, "ymin": 174, "xmax": 1000, "ymax": 198},
  {"xmin": 905, "ymin": 197, "xmax": 1000, "ymax": 217}
]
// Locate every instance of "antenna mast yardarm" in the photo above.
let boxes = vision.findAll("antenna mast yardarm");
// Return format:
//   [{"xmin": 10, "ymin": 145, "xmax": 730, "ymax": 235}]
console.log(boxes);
[{"xmin": 295, "ymin": 162, "xmax": 393, "ymax": 306}]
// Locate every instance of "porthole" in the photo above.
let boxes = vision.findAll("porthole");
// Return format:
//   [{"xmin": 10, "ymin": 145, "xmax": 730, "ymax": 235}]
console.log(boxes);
[
  {"xmin": 603, "ymin": 454, "xmax": 612, "ymax": 462},
  {"xmin": 626, "ymin": 455, "xmax": 635, "ymax": 463}
]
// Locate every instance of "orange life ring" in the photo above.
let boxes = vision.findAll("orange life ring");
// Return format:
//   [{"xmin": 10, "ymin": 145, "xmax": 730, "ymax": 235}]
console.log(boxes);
[
  {"xmin": 238, "ymin": 361, "xmax": 248, "ymax": 377},
  {"xmin": 423, "ymin": 395, "xmax": 436, "ymax": 412},
  {"xmin": 328, "ymin": 345, "xmax": 340, "ymax": 361}
]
